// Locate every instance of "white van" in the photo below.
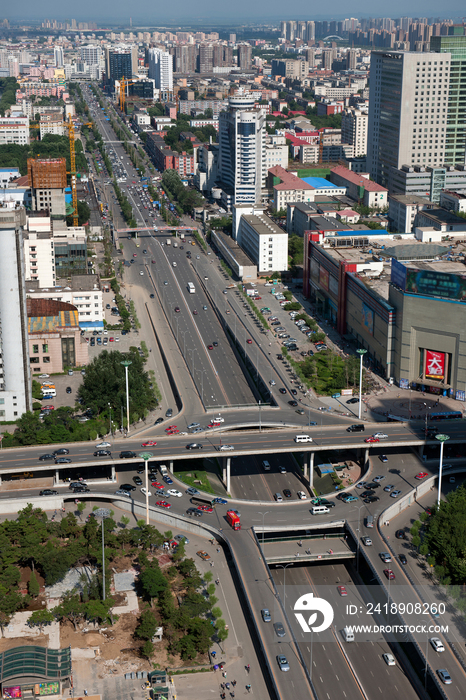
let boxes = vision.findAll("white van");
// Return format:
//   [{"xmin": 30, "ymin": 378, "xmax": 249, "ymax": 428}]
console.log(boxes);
[
  {"xmin": 262, "ymin": 460, "xmax": 271, "ymax": 471},
  {"xmin": 295, "ymin": 435, "xmax": 312, "ymax": 443},
  {"xmin": 311, "ymin": 505, "xmax": 330, "ymax": 515},
  {"xmin": 365, "ymin": 515, "xmax": 374, "ymax": 528},
  {"xmin": 41, "ymin": 389, "xmax": 56, "ymax": 397},
  {"xmin": 342, "ymin": 627, "xmax": 354, "ymax": 642}
]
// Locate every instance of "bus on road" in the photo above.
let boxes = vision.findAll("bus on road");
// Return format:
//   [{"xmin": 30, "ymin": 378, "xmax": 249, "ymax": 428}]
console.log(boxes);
[{"xmin": 187, "ymin": 282, "xmax": 195, "ymax": 294}]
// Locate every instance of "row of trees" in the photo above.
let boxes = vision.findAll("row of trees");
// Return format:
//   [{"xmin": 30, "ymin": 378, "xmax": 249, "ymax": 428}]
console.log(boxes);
[
  {"xmin": 0, "ymin": 134, "xmax": 87, "ymax": 176},
  {"xmin": 113, "ymin": 180, "xmax": 136, "ymax": 227},
  {"xmin": 161, "ymin": 169, "xmax": 204, "ymax": 214},
  {"xmin": 0, "ymin": 77, "xmax": 20, "ymax": 116}
]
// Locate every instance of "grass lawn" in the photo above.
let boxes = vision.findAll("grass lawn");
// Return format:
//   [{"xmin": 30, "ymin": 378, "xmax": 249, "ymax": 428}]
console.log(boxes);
[
  {"xmin": 175, "ymin": 461, "xmax": 217, "ymax": 495},
  {"xmin": 296, "ymin": 168, "xmax": 331, "ymax": 179}
]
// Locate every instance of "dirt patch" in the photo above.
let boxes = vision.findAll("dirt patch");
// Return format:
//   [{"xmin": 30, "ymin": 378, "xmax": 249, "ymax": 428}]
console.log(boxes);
[
  {"xmin": 0, "ymin": 635, "xmax": 49, "ymax": 653},
  {"xmin": 110, "ymin": 556, "xmax": 137, "ymax": 573}
]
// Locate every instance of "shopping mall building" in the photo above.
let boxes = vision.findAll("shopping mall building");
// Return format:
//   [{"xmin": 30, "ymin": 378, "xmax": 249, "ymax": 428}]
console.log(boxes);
[{"xmin": 303, "ymin": 229, "xmax": 466, "ymax": 401}]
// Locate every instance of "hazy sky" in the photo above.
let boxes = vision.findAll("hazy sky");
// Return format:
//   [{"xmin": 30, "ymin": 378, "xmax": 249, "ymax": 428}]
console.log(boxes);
[{"xmin": 9, "ymin": 0, "xmax": 466, "ymax": 23}]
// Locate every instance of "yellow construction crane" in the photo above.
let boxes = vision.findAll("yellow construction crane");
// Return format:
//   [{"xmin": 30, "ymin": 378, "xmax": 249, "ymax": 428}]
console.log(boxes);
[{"xmin": 67, "ymin": 115, "xmax": 79, "ymax": 226}]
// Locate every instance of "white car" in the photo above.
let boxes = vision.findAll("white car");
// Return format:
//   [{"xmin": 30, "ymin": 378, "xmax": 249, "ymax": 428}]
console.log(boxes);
[
  {"xmin": 167, "ymin": 489, "xmax": 182, "ymax": 498},
  {"xmin": 430, "ymin": 638, "xmax": 445, "ymax": 653},
  {"xmin": 38, "ymin": 373, "xmax": 50, "ymax": 378},
  {"xmin": 139, "ymin": 271, "xmax": 144, "ymax": 276},
  {"xmin": 382, "ymin": 653, "xmax": 396, "ymax": 666},
  {"xmin": 373, "ymin": 432, "xmax": 388, "ymax": 439},
  {"xmin": 219, "ymin": 444, "xmax": 234, "ymax": 451},
  {"xmin": 297, "ymin": 491, "xmax": 307, "ymax": 500},
  {"xmin": 270, "ymin": 380, "xmax": 276, "ymax": 386},
  {"xmin": 141, "ymin": 487, "xmax": 152, "ymax": 496},
  {"xmin": 212, "ymin": 417, "xmax": 224, "ymax": 423},
  {"xmin": 95, "ymin": 442, "xmax": 112, "ymax": 449}
]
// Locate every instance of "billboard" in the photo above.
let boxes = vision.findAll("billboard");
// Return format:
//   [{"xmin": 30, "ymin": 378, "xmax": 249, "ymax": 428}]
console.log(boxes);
[
  {"xmin": 319, "ymin": 266, "xmax": 329, "ymax": 292},
  {"xmin": 406, "ymin": 268, "xmax": 466, "ymax": 301},
  {"xmin": 425, "ymin": 350, "xmax": 445, "ymax": 379},
  {"xmin": 362, "ymin": 302, "xmax": 374, "ymax": 336},
  {"xmin": 391, "ymin": 258, "xmax": 407, "ymax": 290}
]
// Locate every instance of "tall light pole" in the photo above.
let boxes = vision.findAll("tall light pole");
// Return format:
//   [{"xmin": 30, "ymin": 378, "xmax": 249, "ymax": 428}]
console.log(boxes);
[
  {"xmin": 356, "ymin": 348, "xmax": 367, "ymax": 420},
  {"xmin": 95, "ymin": 508, "xmax": 111, "ymax": 601},
  {"xmin": 120, "ymin": 359, "xmax": 132, "ymax": 435},
  {"xmin": 259, "ymin": 400, "xmax": 262, "ymax": 433},
  {"xmin": 139, "ymin": 451, "xmax": 153, "ymax": 524},
  {"xmin": 435, "ymin": 434, "xmax": 450, "ymax": 508},
  {"xmin": 353, "ymin": 504, "xmax": 365, "ymax": 573},
  {"xmin": 108, "ymin": 402, "xmax": 112, "ymax": 436},
  {"xmin": 257, "ymin": 511, "xmax": 270, "ymax": 549},
  {"xmin": 180, "ymin": 330, "xmax": 187, "ymax": 358},
  {"xmin": 275, "ymin": 563, "xmax": 293, "ymax": 606}
]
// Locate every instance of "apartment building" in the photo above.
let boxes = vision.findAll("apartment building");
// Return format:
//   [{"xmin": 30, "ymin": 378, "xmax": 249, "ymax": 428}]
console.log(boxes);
[{"xmin": 0, "ymin": 117, "xmax": 30, "ymax": 145}]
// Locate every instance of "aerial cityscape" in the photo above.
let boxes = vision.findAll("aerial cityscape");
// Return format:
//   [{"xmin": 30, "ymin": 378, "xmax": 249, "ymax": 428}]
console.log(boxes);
[{"xmin": 0, "ymin": 10, "xmax": 466, "ymax": 700}]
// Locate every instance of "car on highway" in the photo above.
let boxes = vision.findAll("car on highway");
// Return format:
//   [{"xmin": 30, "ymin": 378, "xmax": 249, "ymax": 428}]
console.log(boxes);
[
  {"xmin": 37, "ymin": 454, "xmax": 54, "ymax": 463},
  {"xmin": 390, "ymin": 489, "xmax": 402, "ymax": 498},
  {"xmin": 186, "ymin": 487, "xmax": 200, "ymax": 496},
  {"xmin": 279, "ymin": 388, "xmax": 287, "ymax": 394},
  {"xmin": 383, "ymin": 569, "xmax": 395, "ymax": 580},
  {"xmin": 187, "ymin": 507, "xmax": 202, "ymax": 517},
  {"xmin": 120, "ymin": 450, "xmax": 137, "ymax": 458},
  {"xmin": 365, "ymin": 436, "xmax": 380, "ymax": 443},
  {"xmin": 364, "ymin": 496, "xmax": 380, "ymax": 503},
  {"xmin": 437, "ymin": 669, "xmax": 452, "ymax": 685},
  {"xmin": 415, "ymin": 472, "xmax": 429, "ymax": 479},
  {"xmin": 151, "ymin": 481, "xmax": 164, "ymax": 488},
  {"xmin": 342, "ymin": 495, "xmax": 358, "ymax": 503},
  {"xmin": 192, "ymin": 309, "xmax": 198, "ymax": 315},
  {"xmin": 207, "ymin": 344, "xmax": 214, "ymax": 350},
  {"xmin": 219, "ymin": 445, "xmax": 234, "ymax": 451},
  {"xmin": 150, "ymin": 294, "xmax": 155, "ymax": 299},
  {"xmin": 142, "ymin": 441, "xmax": 157, "ymax": 447},
  {"xmin": 167, "ymin": 489, "xmax": 182, "ymax": 498},
  {"xmin": 186, "ymin": 443, "xmax": 203, "ymax": 449},
  {"xmin": 361, "ymin": 490, "xmax": 375, "ymax": 498},
  {"xmin": 274, "ymin": 622, "xmax": 286, "ymax": 637},
  {"xmin": 356, "ymin": 481, "xmax": 368, "ymax": 489},
  {"xmin": 362, "ymin": 537, "xmax": 372, "ymax": 546},
  {"xmin": 53, "ymin": 448, "xmax": 70, "ymax": 456},
  {"xmin": 311, "ymin": 497, "xmax": 335, "ymax": 508},
  {"xmin": 166, "ymin": 429, "xmax": 179, "ymax": 435},
  {"xmin": 55, "ymin": 457, "xmax": 71, "ymax": 464},
  {"xmin": 212, "ymin": 497, "xmax": 228, "ymax": 505},
  {"xmin": 395, "ymin": 530, "xmax": 406, "ymax": 539},
  {"xmin": 197, "ymin": 504, "xmax": 214, "ymax": 513},
  {"xmin": 73, "ymin": 486, "xmax": 90, "ymax": 493},
  {"xmin": 163, "ymin": 475, "xmax": 173, "ymax": 484},
  {"xmin": 384, "ymin": 484, "xmax": 394, "ymax": 492},
  {"xmin": 94, "ymin": 449, "xmax": 111, "ymax": 457},
  {"xmin": 246, "ymin": 339, "xmax": 252, "ymax": 344},
  {"xmin": 297, "ymin": 491, "xmax": 307, "ymax": 500},
  {"xmin": 154, "ymin": 417, "xmax": 164, "ymax": 426},
  {"xmin": 383, "ymin": 653, "xmax": 396, "ymax": 666},
  {"xmin": 373, "ymin": 432, "xmax": 388, "ymax": 439},
  {"xmin": 346, "ymin": 397, "xmax": 359, "ymax": 404},
  {"xmin": 133, "ymin": 476, "xmax": 143, "ymax": 486},
  {"xmin": 115, "ymin": 489, "xmax": 131, "ymax": 497},
  {"xmin": 288, "ymin": 400, "xmax": 298, "ymax": 407},
  {"xmin": 96, "ymin": 442, "xmax": 112, "ymax": 449},
  {"xmin": 175, "ymin": 306, "xmax": 180, "ymax": 313},
  {"xmin": 380, "ymin": 552, "xmax": 392, "ymax": 563},
  {"xmin": 399, "ymin": 554, "xmax": 407, "ymax": 565},
  {"xmin": 261, "ymin": 609, "xmax": 271, "ymax": 622},
  {"xmin": 120, "ymin": 483, "xmax": 136, "ymax": 492},
  {"xmin": 175, "ymin": 535, "xmax": 190, "ymax": 545},
  {"xmin": 430, "ymin": 638, "xmax": 445, "ymax": 653},
  {"xmin": 379, "ymin": 454, "xmax": 388, "ymax": 463},
  {"xmin": 39, "ymin": 489, "xmax": 58, "ymax": 496},
  {"xmin": 197, "ymin": 550, "xmax": 211, "ymax": 561},
  {"xmin": 373, "ymin": 475, "xmax": 385, "ymax": 482},
  {"xmin": 337, "ymin": 586, "xmax": 348, "ymax": 596},
  {"xmin": 277, "ymin": 654, "xmax": 290, "ymax": 672},
  {"xmin": 283, "ymin": 489, "xmax": 292, "ymax": 498},
  {"xmin": 187, "ymin": 422, "xmax": 200, "ymax": 430}
]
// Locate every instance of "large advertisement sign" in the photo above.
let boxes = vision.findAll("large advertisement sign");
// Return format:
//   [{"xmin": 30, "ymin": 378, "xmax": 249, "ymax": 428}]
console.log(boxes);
[
  {"xmin": 362, "ymin": 303, "xmax": 374, "ymax": 336},
  {"xmin": 391, "ymin": 258, "xmax": 407, "ymax": 290},
  {"xmin": 319, "ymin": 266, "xmax": 329, "ymax": 292},
  {"xmin": 406, "ymin": 268, "xmax": 466, "ymax": 301},
  {"xmin": 425, "ymin": 350, "xmax": 445, "ymax": 379}
]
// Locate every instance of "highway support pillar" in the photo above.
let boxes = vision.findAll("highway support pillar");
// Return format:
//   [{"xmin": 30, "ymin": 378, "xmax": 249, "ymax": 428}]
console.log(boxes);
[
  {"xmin": 169, "ymin": 461, "xmax": 174, "ymax": 472},
  {"xmin": 364, "ymin": 448, "xmax": 369, "ymax": 471},
  {"xmin": 223, "ymin": 457, "xmax": 231, "ymax": 493},
  {"xmin": 309, "ymin": 451, "xmax": 314, "ymax": 492},
  {"xmin": 418, "ymin": 445, "xmax": 425, "ymax": 461},
  {"xmin": 55, "ymin": 469, "xmax": 59, "ymax": 485},
  {"xmin": 111, "ymin": 464, "xmax": 116, "ymax": 481}
]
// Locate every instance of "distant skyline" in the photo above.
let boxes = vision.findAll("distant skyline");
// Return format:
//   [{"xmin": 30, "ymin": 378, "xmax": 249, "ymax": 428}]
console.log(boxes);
[{"xmin": 5, "ymin": 1, "xmax": 466, "ymax": 25}]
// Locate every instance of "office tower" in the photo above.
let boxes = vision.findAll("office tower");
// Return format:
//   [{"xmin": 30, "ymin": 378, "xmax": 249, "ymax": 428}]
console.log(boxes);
[
  {"xmin": 0, "ymin": 206, "xmax": 31, "ymax": 421},
  {"xmin": 223, "ymin": 46, "xmax": 233, "ymax": 66},
  {"xmin": 238, "ymin": 44, "xmax": 252, "ymax": 70},
  {"xmin": 346, "ymin": 49, "xmax": 357, "ymax": 70},
  {"xmin": 174, "ymin": 44, "xmax": 197, "ymax": 73},
  {"xmin": 367, "ymin": 50, "xmax": 451, "ymax": 186},
  {"xmin": 218, "ymin": 90, "xmax": 266, "ymax": 207},
  {"xmin": 306, "ymin": 21, "xmax": 315, "ymax": 42},
  {"xmin": 322, "ymin": 49, "xmax": 333, "ymax": 70},
  {"xmin": 105, "ymin": 46, "xmax": 137, "ymax": 83},
  {"xmin": 148, "ymin": 48, "xmax": 173, "ymax": 94},
  {"xmin": 341, "ymin": 108, "xmax": 368, "ymax": 157},
  {"xmin": 431, "ymin": 34, "xmax": 466, "ymax": 165},
  {"xmin": 198, "ymin": 45, "xmax": 213, "ymax": 73},
  {"xmin": 80, "ymin": 44, "xmax": 101, "ymax": 65},
  {"xmin": 54, "ymin": 46, "xmax": 64, "ymax": 68},
  {"xmin": 229, "ymin": 34, "xmax": 236, "ymax": 43}
]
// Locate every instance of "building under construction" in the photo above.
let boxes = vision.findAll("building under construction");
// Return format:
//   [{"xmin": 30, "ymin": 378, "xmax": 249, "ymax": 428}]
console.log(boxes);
[
  {"xmin": 27, "ymin": 158, "xmax": 67, "ymax": 217},
  {"xmin": 27, "ymin": 158, "xmax": 67, "ymax": 189}
]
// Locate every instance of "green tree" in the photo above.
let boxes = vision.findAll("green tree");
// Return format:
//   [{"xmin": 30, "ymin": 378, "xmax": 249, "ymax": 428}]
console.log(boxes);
[
  {"xmin": 120, "ymin": 515, "xmax": 130, "ymax": 528},
  {"xmin": 54, "ymin": 593, "xmax": 84, "ymax": 631},
  {"xmin": 28, "ymin": 571, "xmax": 40, "ymax": 597},
  {"xmin": 28, "ymin": 609, "xmax": 54, "ymax": 631},
  {"xmin": 139, "ymin": 563, "xmax": 168, "ymax": 600},
  {"xmin": 141, "ymin": 639, "xmax": 154, "ymax": 658},
  {"xmin": 135, "ymin": 608, "xmax": 158, "ymax": 640}
]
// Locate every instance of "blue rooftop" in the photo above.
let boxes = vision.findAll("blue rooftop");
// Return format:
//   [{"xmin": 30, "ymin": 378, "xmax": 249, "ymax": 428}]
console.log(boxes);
[
  {"xmin": 0, "ymin": 167, "xmax": 19, "ymax": 172},
  {"xmin": 301, "ymin": 177, "xmax": 339, "ymax": 189}
]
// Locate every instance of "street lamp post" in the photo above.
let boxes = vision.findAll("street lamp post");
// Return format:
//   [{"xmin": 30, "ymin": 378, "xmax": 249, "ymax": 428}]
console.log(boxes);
[
  {"xmin": 139, "ymin": 451, "xmax": 153, "ymax": 524},
  {"xmin": 108, "ymin": 403, "xmax": 112, "ymax": 436},
  {"xmin": 257, "ymin": 511, "xmax": 270, "ymax": 549},
  {"xmin": 275, "ymin": 563, "xmax": 293, "ymax": 606},
  {"xmin": 120, "ymin": 360, "xmax": 132, "ymax": 435},
  {"xmin": 356, "ymin": 348, "xmax": 367, "ymax": 420},
  {"xmin": 180, "ymin": 330, "xmax": 187, "ymax": 358},
  {"xmin": 353, "ymin": 505, "xmax": 365, "ymax": 573},
  {"xmin": 259, "ymin": 400, "xmax": 262, "ymax": 433},
  {"xmin": 94, "ymin": 508, "xmax": 111, "ymax": 601},
  {"xmin": 435, "ymin": 434, "xmax": 450, "ymax": 508}
]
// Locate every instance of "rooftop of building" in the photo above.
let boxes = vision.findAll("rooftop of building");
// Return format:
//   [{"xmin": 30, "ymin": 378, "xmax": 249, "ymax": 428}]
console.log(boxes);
[
  {"xmin": 26, "ymin": 298, "xmax": 79, "ymax": 332},
  {"xmin": 389, "ymin": 194, "xmax": 433, "ymax": 206},
  {"xmin": 301, "ymin": 176, "xmax": 341, "ymax": 189},
  {"xmin": 268, "ymin": 165, "xmax": 314, "ymax": 191},
  {"xmin": 417, "ymin": 208, "xmax": 466, "ymax": 226},
  {"xmin": 213, "ymin": 230, "xmax": 256, "ymax": 265},
  {"xmin": 330, "ymin": 165, "xmax": 388, "ymax": 192},
  {"xmin": 242, "ymin": 213, "xmax": 287, "ymax": 236}
]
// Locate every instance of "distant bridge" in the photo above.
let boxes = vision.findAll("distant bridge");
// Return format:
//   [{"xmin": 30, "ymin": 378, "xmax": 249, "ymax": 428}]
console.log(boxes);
[{"xmin": 323, "ymin": 35, "xmax": 344, "ymax": 41}]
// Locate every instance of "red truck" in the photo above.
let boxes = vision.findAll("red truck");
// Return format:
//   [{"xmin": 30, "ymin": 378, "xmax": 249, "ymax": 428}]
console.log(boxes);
[{"xmin": 226, "ymin": 510, "xmax": 241, "ymax": 530}]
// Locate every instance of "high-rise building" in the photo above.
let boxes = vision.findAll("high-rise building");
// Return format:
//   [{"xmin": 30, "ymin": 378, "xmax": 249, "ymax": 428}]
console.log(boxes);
[
  {"xmin": 199, "ymin": 45, "xmax": 213, "ymax": 73},
  {"xmin": 238, "ymin": 44, "xmax": 252, "ymax": 70},
  {"xmin": 174, "ymin": 44, "xmax": 197, "ymax": 73},
  {"xmin": 367, "ymin": 50, "xmax": 451, "ymax": 187},
  {"xmin": 341, "ymin": 108, "xmax": 368, "ymax": 157},
  {"xmin": 0, "ymin": 205, "xmax": 31, "ymax": 421},
  {"xmin": 431, "ymin": 34, "xmax": 466, "ymax": 165},
  {"xmin": 80, "ymin": 45, "xmax": 101, "ymax": 65},
  {"xmin": 148, "ymin": 48, "xmax": 173, "ymax": 96},
  {"xmin": 218, "ymin": 90, "xmax": 266, "ymax": 208},
  {"xmin": 346, "ymin": 49, "xmax": 357, "ymax": 70},
  {"xmin": 27, "ymin": 158, "xmax": 67, "ymax": 217},
  {"xmin": 105, "ymin": 45, "xmax": 137, "ymax": 83},
  {"xmin": 54, "ymin": 46, "xmax": 64, "ymax": 68}
]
